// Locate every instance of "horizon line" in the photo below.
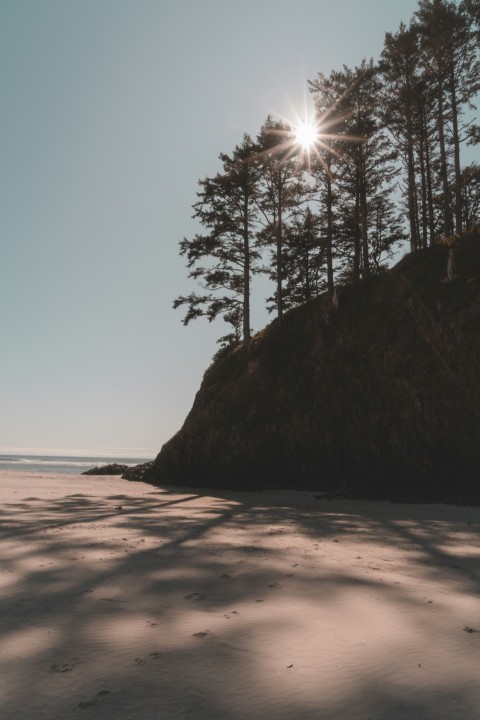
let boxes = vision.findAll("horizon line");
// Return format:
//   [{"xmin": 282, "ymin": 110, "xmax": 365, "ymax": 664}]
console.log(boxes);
[{"xmin": 0, "ymin": 446, "xmax": 157, "ymax": 459}]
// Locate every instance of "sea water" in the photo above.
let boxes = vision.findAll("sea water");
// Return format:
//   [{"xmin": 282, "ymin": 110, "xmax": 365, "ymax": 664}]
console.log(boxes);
[{"xmin": 0, "ymin": 454, "xmax": 151, "ymax": 475}]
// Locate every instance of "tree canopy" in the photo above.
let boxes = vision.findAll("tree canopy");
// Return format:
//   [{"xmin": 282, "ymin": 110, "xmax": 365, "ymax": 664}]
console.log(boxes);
[{"xmin": 175, "ymin": 0, "xmax": 479, "ymax": 348}]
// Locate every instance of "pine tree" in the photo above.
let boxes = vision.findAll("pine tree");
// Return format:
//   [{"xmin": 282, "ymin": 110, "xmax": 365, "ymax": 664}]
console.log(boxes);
[
  {"xmin": 380, "ymin": 22, "xmax": 422, "ymax": 251},
  {"xmin": 310, "ymin": 61, "xmax": 401, "ymax": 280},
  {"xmin": 462, "ymin": 0, "xmax": 480, "ymax": 53},
  {"xmin": 461, "ymin": 162, "xmax": 480, "ymax": 229},
  {"xmin": 256, "ymin": 117, "xmax": 306, "ymax": 320},
  {"xmin": 173, "ymin": 135, "xmax": 261, "ymax": 345},
  {"xmin": 306, "ymin": 74, "xmax": 346, "ymax": 296},
  {"xmin": 416, "ymin": 0, "xmax": 480, "ymax": 235},
  {"xmin": 283, "ymin": 207, "xmax": 326, "ymax": 307}
]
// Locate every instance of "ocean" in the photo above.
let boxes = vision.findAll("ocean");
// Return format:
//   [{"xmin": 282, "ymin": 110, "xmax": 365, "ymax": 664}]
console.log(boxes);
[{"xmin": 0, "ymin": 454, "xmax": 152, "ymax": 475}]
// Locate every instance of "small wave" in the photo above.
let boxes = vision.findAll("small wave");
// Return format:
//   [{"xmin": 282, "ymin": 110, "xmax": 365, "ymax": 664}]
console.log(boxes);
[
  {"xmin": 1, "ymin": 457, "xmax": 38, "ymax": 465},
  {"xmin": 32, "ymin": 460, "xmax": 100, "ymax": 467},
  {"xmin": 0, "ymin": 457, "xmax": 137, "ymax": 468}
]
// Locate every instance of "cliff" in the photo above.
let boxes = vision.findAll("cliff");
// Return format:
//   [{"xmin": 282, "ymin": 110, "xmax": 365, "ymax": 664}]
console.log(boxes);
[{"xmin": 146, "ymin": 233, "xmax": 480, "ymax": 503}]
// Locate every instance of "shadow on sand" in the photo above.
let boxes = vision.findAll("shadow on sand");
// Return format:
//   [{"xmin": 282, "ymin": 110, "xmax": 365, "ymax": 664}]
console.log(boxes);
[{"xmin": 1, "ymin": 479, "xmax": 480, "ymax": 719}]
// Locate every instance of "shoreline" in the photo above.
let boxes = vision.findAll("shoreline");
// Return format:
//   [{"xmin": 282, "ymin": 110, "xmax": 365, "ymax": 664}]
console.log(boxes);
[{"xmin": 2, "ymin": 471, "xmax": 480, "ymax": 719}]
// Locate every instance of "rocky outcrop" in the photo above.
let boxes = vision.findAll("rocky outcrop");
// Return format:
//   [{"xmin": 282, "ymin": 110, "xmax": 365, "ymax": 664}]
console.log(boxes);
[
  {"xmin": 82, "ymin": 461, "xmax": 154, "ymax": 480},
  {"xmin": 122, "ymin": 461, "xmax": 154, "ymax": 482},
  {"xmin": 145, "ymin": 233, "xmax": 480, "ymax": 504},
  {"xmin": 82, "ymin": 463, "xmax": 130, "ymax": 476}
]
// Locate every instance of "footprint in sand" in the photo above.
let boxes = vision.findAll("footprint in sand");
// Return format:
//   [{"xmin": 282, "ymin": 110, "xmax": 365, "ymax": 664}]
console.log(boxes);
[
  {"xmin": 464, "ymin": 626, "xmax": 478, "ymax": 633},
  {"xmin": 78, "ymin": 690, "xmax": 110, "ymax": 709},
  {"xmin": 220, "ymin": 573, "xmax": 232, "ymax": 579},
  {"xmin": 184, "ymin": 592, "xmax": 205, "ymax": 601},
  {"xmin": 49, "ymin": 661, "xmax": 77, "ymax": 674},
  {"xmin": 192, "ymin": 631, "xmax": 209, "ymax": 639},
  {"xmin": 268, "ymin": 582, "xmax": 281, "ymax": 589},
  {"xmin": 133, "ymin": 651, "xmax": 162, "ymax": 665}
]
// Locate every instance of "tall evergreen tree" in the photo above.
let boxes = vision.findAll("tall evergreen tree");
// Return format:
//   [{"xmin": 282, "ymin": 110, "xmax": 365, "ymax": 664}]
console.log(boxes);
[
  {"xmin": 310, "ymin": 61, "xmax": 401, "ymax": 280},
  {"xmin": 461, "ymin": 162, "xmax": 480, "ymax": 229},
  {"xmin": 256, "ymin": 117, "xmax": 306, "ymax": 320},
  {"xmin": 416, "ymin": 0, "xmax": 480, "ymax": 235},
  {"xmin": 283, "ymin": 207, "xmax": 326, "ymax": 308},
  {"xmin": 306, "ymin": 75, "xmax": 347, "ymax": 296},
  {"xmin": 173, "ymin": 135, "xmax": 261, "ymax": 345},
  {"xmin": 380, "ymin": 22, "xmax": 422, "ymax": 251}
]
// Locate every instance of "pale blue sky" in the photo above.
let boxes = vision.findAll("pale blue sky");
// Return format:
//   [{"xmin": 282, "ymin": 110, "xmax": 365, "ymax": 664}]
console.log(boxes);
[{"xmin": 1, "ymin": 0, "xmax": 433, "ymax": 457}]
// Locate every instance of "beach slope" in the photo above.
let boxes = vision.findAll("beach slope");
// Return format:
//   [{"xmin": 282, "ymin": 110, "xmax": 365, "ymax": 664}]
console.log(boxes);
[{"xmin": 1, "ymin": 471, "xmax": 480, "ymax": 719}]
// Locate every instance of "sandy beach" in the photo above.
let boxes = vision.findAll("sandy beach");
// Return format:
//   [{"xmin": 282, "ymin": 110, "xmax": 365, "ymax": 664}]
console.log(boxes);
[{"xmin": 1, "ymin": 471, "xmax": 480, "ymax": 719}]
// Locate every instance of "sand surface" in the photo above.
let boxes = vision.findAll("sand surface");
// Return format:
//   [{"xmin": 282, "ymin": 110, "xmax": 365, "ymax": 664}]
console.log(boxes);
[{"xmin": 1, "ymin": 471, "xmax": 480, "ymax": 719}]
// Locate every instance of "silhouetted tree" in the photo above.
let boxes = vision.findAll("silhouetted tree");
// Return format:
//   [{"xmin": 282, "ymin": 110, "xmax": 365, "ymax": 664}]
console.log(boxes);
[
  {"xmin": 463, "ymin": 0, "xmax": 480, "ymax": 39},
  {"xmin": 175, "ymin": 0, "xmax": 479, "ymax": 352},
  {"xmin": 380, "ymin": 22, "xmax": 422, "ymax": 251},
  {"xmin": 256, "ymin": 117, "xmax": 307, "ymax": 320},
  {"xmin": 174, "ymin": 135, "xmax": 261, "ymax": 345},
  {"xmin": 306, "ymin": 76, "xmax": 346, "ymax": 296},
  {"xmin": 461, "ymin": 162, "xmax": 480, "ymax": 229},
  {"xmin": 310, "ymin": 61, "xmax": 401, "ymax": 280},
  {"xmin": 416, "ymin": 0, "xmax": 480, "ymax": 235},
  {"xmin": 283, "ymin": 207, "xmax": 326, "ymax": 307}
]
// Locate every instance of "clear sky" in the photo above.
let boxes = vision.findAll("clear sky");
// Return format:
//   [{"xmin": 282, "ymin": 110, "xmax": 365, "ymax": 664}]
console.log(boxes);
[{"xmin": 1, "ymin": 0, "xmax": 431, "ymax": 457}]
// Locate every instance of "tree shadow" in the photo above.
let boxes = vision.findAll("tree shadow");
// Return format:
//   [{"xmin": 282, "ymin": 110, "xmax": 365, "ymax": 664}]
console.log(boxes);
[{"xmin": 1, "ymin": 481, "xmax": 479, "ymax": 718}]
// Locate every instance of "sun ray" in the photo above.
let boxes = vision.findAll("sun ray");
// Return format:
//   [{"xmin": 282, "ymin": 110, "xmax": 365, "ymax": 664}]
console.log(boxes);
[{"xmin": 240, "ymin": 78, "xmax": 367, "ymax": 178}]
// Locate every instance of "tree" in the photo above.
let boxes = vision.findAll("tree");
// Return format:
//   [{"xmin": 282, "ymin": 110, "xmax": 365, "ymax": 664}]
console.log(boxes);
[
  {"xmin": 380, "ymin": 22, "xmax": 422, "ymax": 251},
  {"xmin": 173, "ymin": 135, "xmax": 261, "ymax": 345},
  {"xmin": 461, "ymin": 162, "xmax": 480, "ymax": 229},
  {"xmin": 310, "ymin": 61, "xmax": 401, "ymax": 280},
  {"xmin": 462, "ymin": 0, "xmax": 480, "ymax": 51},
  {"xmin": 256, "ymin": 117, "xmax": 307, "ymax": 320},
  {"xmin": 416, "ymin": 0, "xmax": 480, "ymax": 235},
  {"xmin": 307, "ymin": 74, "xmax": 347, "ymax": 297},
  {"xmin": 283, "ymin": 207, "xmax": 326, "ymax": 307}
]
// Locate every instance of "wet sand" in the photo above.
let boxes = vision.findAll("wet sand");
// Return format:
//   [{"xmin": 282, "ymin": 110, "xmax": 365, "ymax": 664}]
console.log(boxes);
[{"xmin": 1, "ymin": 470, "xmax": 480, "ymax": 719}]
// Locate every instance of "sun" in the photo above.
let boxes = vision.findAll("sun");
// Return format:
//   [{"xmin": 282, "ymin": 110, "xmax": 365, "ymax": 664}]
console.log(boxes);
[{"xmin": 294, "ymin": 120, "xmax": 319, "ymax": 150}]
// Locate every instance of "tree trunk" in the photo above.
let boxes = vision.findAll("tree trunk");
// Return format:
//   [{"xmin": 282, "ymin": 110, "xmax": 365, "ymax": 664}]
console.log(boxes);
[
  {"xmin": 243, "ymin": 198, "xmax": 251, "ymax": 343},
  {"xmin": 277, "ymin": 187, "xmax": 283, "ymax": 322},
  {"xmin": 406, "ymin": 103, "xmax": 419, "ymax": 252},
  {"xmin": 359, "ymin": 149, "xmax": 370, "ymax": 277},
  {"xmin": 449, "ymin": 65, "xmax": 463, "ymax": 234},
  {"xmin": 325, "ymin": 168, "xmax": 334, "ymax": 298},
  {"xmin": 353, "ymin": 182, "xmax": 361, "ymax": 282},
  {"xmin": 437, "ymin": 75, "xmax": 452, "ymax": 237},
  {"xmin": 418, "ymin": 129, "xmax": 429, "ymax": 249},
  {"xmin": 423, "ymin": 110, "xmax": 436, "ymax": 246}
]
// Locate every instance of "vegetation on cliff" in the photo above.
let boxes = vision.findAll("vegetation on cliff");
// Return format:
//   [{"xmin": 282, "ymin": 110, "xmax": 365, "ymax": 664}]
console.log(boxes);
[
  {"xmin": 174, "ymin": 0, "xmax": 479, "ymax": 348},
  {"xmin": 147, "ymin": 233, "xmax": 480, "ymax": 503}
]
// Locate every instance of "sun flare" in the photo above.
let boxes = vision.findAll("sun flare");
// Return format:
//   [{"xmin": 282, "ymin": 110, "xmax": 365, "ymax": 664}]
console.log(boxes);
[{"xmin": 294, "ymin": 120, "xmax": 319, "ymax": 150}]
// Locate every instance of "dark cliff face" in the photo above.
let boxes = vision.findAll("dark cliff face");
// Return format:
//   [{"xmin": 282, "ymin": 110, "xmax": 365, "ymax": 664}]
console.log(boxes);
[{"xmin": 147, "ymin": 234, "xmax": 480, "ymax": 503}]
